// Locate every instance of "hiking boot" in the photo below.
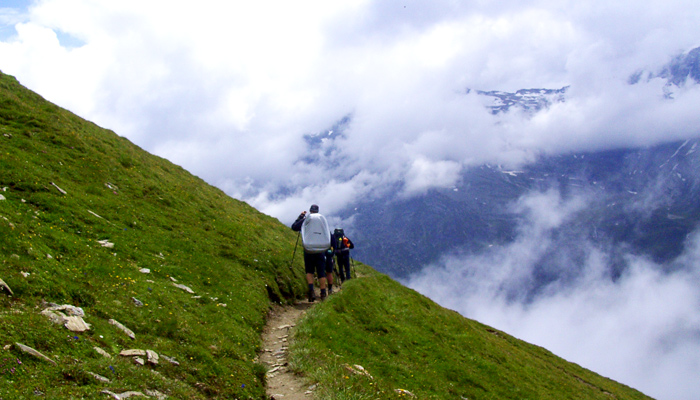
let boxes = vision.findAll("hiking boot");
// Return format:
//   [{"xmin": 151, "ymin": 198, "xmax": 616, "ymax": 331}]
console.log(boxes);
[
  {"xmin": 320, "ymin": 289, "xmax": 327, "ymax": 301},
  {"xmin": 308, "ymin": 289, "xmax": 315, "ymax": 303},
  {"xmin": 328, "ymin": 286, "xmax": 334, "ymax": 295}
]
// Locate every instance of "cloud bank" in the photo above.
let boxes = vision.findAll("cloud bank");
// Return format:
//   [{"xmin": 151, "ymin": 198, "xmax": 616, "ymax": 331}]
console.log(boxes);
[{"xmin": 405, "ymin": 188, "xmax": 700, "ymax": 400}]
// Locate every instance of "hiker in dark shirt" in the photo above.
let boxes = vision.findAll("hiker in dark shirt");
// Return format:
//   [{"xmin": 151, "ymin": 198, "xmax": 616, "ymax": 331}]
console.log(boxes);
[
  {"xmin": 333, "ymin": 229, "xmax": 355, "ymax": 282},
  {"xmin": 291, "ymin": 204, "xmax": 332, "ymax": 302}
]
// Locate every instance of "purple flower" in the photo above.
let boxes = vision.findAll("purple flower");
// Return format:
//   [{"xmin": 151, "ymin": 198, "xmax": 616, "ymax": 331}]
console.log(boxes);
[{"xmin": 16, "ymin": 359, "xmax": 21, "ymax": 365}]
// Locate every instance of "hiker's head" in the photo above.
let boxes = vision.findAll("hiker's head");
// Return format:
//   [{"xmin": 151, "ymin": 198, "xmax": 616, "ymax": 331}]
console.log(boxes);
[{"xmin": 309, "ymin": 204, "xmax": 319, "ymax": 214}]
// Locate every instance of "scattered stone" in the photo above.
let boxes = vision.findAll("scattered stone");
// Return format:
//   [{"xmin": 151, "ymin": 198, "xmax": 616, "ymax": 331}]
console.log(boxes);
[
  {"xmin": 144, "ymin": 389, "xmax": 168, "ymax": 399},
  {"xmin": 146, "ymin": 350, "xmax": 159, "ymax": 365},
  {"xmin": 0, "ymin": 278, "xmax": 13, "ymax": 296},
  {"xmin": 343, "ymin": 364, "xmax": 373, "ymax": 379},
  {"xmin": 101, "ymin": 390, "xmax": 148, "ymax": 399},
  {"xmin": 133, "ymin": 357, "xmax": 145, "ymax": 366},
  {"xmin": 139, "ymin": 268, "xmax": 151, "ymax": 274},
  {"xmin": 41, "ymin": 304, "xmax": 90, "ymax": 332},
  {"xmin": 0, "ymin": 194, "xmax": 5, "ymax": 201},
  {"xmin": 98, "ymin": 239, "xmax": 115, "ymax": 248},
  {"xmin": 88, "ymin": 210, "xmax": 106, "ymax": 221},
  {"xmin": 10, "ymin": 254, "xmax": 19, "ymax": 260},
  {"xmin": 172, "ymin": 282, "xmax": 194, "ymax": 294},
  {"xmin": 120, "ymin": 349, "xmax": 147, "ymax": 357},
  {"xmin": 160, "ymin": 354, "xmax": 180, "ymax": 366},
  {"xmin": 15, "ymin": 342, "xmax": 57, "ymax": 365},
  {"xmin": 109, "ymin": 319, "xmax": 136, "ymax": 339},
  {"xmin": 50, "ymin": 182, "xmax": 67, "ymax": 195},
  {"xmin": 87, "ymin": 371, "xmax": 111, "ymax": 383},
  {"xmin": 395, "ymin": 388, "xmax": 416, "ymax": 397},
  {"xmin": 132, "ymin": 297, "xmax": 144, "ymax": 307},
  {"xmin": 94, "ymin": 347, "xmax": 112, "ymax": 358},
  {"xmin": 21, "ymin": 271, "xmax": 30, "ymax": 278},
  {"xmin": 120, "ymin": 349, "xmax": 158, "ymax": 366},
  {"xmin": 169, "ymin": 277, "xmax": 177, "ymax": 282}
]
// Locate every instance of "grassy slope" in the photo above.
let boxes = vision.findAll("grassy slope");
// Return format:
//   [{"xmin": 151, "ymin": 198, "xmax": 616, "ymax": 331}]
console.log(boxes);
[
  {"xmin": 0, "ymin": 71, "xmax": 307, "ymax": 399},
  {"xmin": 0, "ymin": 71, "xmax": 653, "ymax": 399},
  {"xmin": 292, "ymin": 267, "xmax": 653, "ymax": 400}
]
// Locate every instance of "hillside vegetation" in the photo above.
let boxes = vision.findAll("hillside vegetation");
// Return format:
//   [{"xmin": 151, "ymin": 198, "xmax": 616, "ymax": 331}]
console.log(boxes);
[
  {"xmin": 0, "ymin": 70, "xmax": 652, "ymax": 399},
  {"xmin": 0, "ymin": 70, "xmax": 307, "ymax": 399}
]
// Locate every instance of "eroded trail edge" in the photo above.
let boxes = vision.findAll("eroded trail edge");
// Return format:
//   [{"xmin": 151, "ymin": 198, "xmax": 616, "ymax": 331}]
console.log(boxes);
[{"xmin": 259, "ymin": 301, "xmax": 314, "ymax": 400}]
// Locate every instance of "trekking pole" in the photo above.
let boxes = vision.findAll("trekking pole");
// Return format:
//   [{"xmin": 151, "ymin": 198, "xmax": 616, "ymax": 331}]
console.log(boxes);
[
  {"xmin": 289, "ymin": 232, "xmax": 300, "ymax": 270},
  {"xmin": 333, "ymin": 263, "xmax": 342, "ymax": 288}
]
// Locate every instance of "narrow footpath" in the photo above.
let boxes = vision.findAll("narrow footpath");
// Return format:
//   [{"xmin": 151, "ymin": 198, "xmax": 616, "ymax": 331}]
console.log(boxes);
[{"xmin": 259, "ymin": 300, "xmax": 315, "ymax": 400}]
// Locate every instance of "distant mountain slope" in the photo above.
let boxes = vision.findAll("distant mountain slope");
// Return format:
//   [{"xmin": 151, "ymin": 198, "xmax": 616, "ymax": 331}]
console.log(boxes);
[
  {"xmin": 348, "ymin": 138, "xmax": 700, "ymax": 283},
  {"xmin": 472, "ymin": 86, "xmax": 569, "ymax": 114},
  {"xmin": 344, "ymin": 46, "xmax": 700, "ymax": 282}
]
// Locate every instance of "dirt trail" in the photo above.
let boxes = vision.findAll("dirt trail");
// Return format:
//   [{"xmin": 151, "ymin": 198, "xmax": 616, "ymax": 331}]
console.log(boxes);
[
  {"xmin": 259, "ymin": 300, "xmax": 314, "ymax": 400},
  {"xmin": 260, "ymin": 281, "xmax": 348, "ymax": 399}
]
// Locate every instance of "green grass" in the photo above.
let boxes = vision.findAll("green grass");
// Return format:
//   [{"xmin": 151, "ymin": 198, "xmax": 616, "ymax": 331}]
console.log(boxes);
[
  {"xmin": 0, "ymin": 70, "xmax": 307, "ymax": 399},
  {"xmin": 0, "ymin": 70, "xmax": 654, "ymax": 399},
  {"xmin": 290, "ymin": 265, "xmax": 653, "ymax": 400}
]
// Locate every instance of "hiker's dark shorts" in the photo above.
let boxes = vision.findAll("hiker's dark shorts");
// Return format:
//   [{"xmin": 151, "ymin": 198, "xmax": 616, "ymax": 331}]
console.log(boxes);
[{"xmin": 304, "ymin": 252, "xmax": 325, "ymax": 277}]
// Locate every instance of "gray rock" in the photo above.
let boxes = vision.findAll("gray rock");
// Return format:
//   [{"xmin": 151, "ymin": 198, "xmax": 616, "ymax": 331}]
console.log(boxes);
[
  {"xmin": 109, "ymin": 319, "xmax": 135, "ymax": 339},
  {"xmin": 87, "ymin": 371, "xmax": 110, "ymax": 383},
  {"xmin": 119, "ymin": 349, "xmax": 147, "ymax": 357},
  {"xmin": 94, "ymin": 347, "xmax": 112, "ymax": 358},
  {"xmin": 101, "ymin": 390, "xmax": 148, "ymax": 399},
  {"xmin": 0, "ymin": 278, "xmax": 13, "ymax": 296},
  {"xmin": 161, "ymin": 354, "xmax": 180, "ymax": 366},
  {"xmin": 146, "ymin": 350, "xmax": 159, "ymax": 365},
  {"xmin": 15, "ymin": 343, "xmax": 56, "ymax": 365},
  {"xmin": 41, "ymin": 305, "xmax": 91, "ymax": 332},
  {"xmin": 172, "ymin": 282, "xmax": 194, "ymax": 294}
]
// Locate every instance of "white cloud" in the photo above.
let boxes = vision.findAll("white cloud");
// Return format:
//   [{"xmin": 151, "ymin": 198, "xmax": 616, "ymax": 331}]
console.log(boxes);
[{"xmin": 406, "ymin": 189, "xmax": 700, "ymax": 400}]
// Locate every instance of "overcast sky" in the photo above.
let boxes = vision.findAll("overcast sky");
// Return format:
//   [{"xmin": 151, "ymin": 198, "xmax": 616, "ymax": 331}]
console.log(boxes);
[{"xmin": 1, "ymin": 1, "xmax": 700, "ymax": 398}]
